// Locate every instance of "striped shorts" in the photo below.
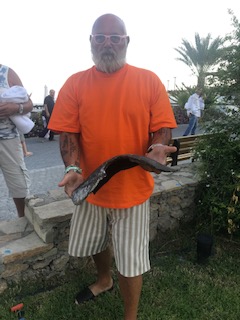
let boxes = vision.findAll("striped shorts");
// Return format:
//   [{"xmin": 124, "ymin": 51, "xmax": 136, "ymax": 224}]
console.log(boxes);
[{"xmin": 68, "ymin": 200, "xmax": 150, "ymax": 277}]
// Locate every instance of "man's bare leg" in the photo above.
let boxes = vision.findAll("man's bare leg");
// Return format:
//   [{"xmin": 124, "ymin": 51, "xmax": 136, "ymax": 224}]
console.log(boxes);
[
  {"xmin": 90, "ymin": 247, "xmax": 113, "ymax": 295},
  {"xmin": 13, "ymin": 198, "xmax": 25, "ymax": 218},
  {"xmin": 118, "ymin": 273, "xmax": 142, "ymax": 320}
]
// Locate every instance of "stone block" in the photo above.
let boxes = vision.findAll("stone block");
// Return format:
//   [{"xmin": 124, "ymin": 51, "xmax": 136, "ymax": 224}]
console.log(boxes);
[
  {"xmin": 1, "ymin": 263, "xmax": 29, "ymax": 278},
  {"xmin": 25, "ymin": 199, "xmax": 74, "ymax": 243},
  {"xmin": 0, "ymin": 232, "xmax": 53, "ymax": 264},
  {"xmin": 52, "ymin": 254, "xmax": 69, "ymax": 271},
  {"xmin": 0, "ymin": 217, "xmax": 33, "ymax": 235},
  {"xmin": 33, "ymin": 199, "xmax": 74, "ymax": 226},
  {"xmin": 0, "ymin": 279, "xmax": 8, "ymax": 294},
  {"xmin": 32, "ymin": 221, "xmax": 56, "ymax": 244}
]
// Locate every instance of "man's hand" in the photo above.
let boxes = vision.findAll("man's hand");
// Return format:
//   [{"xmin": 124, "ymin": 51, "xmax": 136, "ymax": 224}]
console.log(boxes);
[
  {"xmin": 58, "ymin": 171, "xmax": 84, "ymax": 197},
  {"xmin": 0, "ymin": 102, "xmax": 18, "ymax": 118},
  {"xmin": 145, "ymin": 145, "xmax": 177, "ymax": 166}
]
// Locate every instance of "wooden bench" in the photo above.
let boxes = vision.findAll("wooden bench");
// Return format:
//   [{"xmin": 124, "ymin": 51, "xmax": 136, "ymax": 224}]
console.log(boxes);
[{"xmin": 167, "ymin": 134, "xmax": 206, "ymax": 166}]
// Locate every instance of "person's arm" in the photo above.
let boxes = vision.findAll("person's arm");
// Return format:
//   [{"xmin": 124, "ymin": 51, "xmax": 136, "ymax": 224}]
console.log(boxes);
[
  {"xmin": 58, "ymin": 132, "xmax": 84, "ymax": 197},
  {"xmin": 185, "ymin": 95, "xmax": 193, "ymax": 116},
  {"xmin": 44, "ymin": 99, "xmax": 50, "ymax": 118},
  {"xmin": 200, "ymin": 97, "xmax": 205, "ymax": 110},
  {"xmin": 0, "ymin": 68, "xmax": 33, "ymax": 118},
  {"xmin": 145, "ymin": 127, "xmax": 177, "ymax": 165}
]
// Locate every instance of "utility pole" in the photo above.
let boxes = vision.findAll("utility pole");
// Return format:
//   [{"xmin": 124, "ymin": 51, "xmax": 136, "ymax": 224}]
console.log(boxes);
[{"xmin": 44, "ymin": 85, "xmax": 48, "ymax": 99}]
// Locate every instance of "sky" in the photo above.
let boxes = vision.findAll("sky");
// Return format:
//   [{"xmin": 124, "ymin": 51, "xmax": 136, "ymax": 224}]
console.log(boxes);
[{"xmin": 2, "ymin": 0, "xmax": 240, "ymax": 103}]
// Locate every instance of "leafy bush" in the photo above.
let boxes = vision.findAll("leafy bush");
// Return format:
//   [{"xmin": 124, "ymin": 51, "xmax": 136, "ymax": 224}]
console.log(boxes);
[
  {"xmin": 194, "ymin": 109, "xmax": 240, "ymax": 237},
  {"xmin": 26, "ymin": 109, "xmax": 45, "ymax": 138},
  {"xmin": 172, "ymin": 105, "xmax": 189, "ymax": 124}
]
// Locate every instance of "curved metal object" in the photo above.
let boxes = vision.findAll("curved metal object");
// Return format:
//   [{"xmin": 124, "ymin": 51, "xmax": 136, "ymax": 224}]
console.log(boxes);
[{"xmin": 71, "ymin": 154, "xmax": 177, "ymax": 205}]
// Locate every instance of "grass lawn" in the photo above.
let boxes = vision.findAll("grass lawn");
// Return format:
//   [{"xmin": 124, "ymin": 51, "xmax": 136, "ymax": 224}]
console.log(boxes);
[{"xmin": 1, "ymin": 224, "xmax": 240, "ymax": 320}]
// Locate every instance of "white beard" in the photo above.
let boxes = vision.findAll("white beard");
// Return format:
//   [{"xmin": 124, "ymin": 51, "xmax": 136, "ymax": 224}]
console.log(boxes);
[{"xmin": 92, "ymin": 48, "xmax": 127, "ymax": 73}]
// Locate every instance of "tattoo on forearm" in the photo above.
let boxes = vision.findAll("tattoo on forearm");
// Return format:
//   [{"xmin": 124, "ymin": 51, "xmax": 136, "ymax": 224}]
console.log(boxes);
[
  {"xmin": 60, "ymin": 133, "xmax": 80, "ymax": 167},
  {"xmin": 69, "ymin": 139, "xmax": 77, "ymax": 156},
  {"xmin": 60, "ymin": 134, "xmax": 69, "ymax": 158},
  {"xmin": 152, "ymin": 128, "xmax": 172, "ymax": 144}
]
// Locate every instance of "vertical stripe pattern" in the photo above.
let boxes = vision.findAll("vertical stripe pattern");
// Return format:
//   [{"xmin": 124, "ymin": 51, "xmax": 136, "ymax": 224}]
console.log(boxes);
[
  {"xmin": 69, "ymin": 201, "xmax": 109, "ymax": 257},
  {"xmin": 68, "ymin": 200, "xmax": 150, "ymax": 277},
  {"xmin": 111, "ymin": 200, "xmax": 150, "ymax": 277}
]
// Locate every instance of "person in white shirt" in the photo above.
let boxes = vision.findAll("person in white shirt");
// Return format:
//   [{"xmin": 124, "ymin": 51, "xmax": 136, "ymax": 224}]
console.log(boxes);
[{"xmin": 183, "ymin": 87, "xmax": 205, "ymax": 136}]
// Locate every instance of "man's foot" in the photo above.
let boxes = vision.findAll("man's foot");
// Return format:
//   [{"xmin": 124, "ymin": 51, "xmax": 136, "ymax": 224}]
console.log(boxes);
[
  {"xmin": 75, "ymin": 282, "xmax": 113, "ymax": 305},
  {"xmin": 24, "ymin": 152, "xmax": 33, "ymax": 157}
]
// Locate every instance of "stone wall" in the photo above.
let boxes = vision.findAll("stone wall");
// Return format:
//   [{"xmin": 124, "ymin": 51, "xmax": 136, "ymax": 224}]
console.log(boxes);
[{"xmin": 0, "ymin": 163, "xmax": 199, "ymax": 293}]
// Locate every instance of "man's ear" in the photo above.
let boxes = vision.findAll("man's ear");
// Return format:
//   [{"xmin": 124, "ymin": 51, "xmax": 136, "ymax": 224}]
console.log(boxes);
[{"xmin": 126, "ymin": 36, "xmax": 130, "ymax": 45}]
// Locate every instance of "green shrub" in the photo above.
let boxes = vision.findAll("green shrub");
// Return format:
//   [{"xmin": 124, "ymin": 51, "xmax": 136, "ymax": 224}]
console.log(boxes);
[
  {"xmin": 173, "ymin": 105, "xmax": 189, "ymax": 124},
  {"xmin": 26, "ymin": 110, "xmax": 45, "ymax": 138},
  {"xmin": 194, "ymin": 109, "xmax": 240, "ymax": 237}
]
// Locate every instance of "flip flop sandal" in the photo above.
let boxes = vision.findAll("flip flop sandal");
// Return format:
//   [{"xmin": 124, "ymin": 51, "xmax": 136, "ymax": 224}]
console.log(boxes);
[{"xmin": 75, "ymin": 285, "xmax": 114, "ymax": 305}]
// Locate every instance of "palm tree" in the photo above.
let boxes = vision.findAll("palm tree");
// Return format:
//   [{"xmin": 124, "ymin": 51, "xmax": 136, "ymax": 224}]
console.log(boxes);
[{"xmin": 175, "ymin": 33, "xmax": 224, "ymax": 88}]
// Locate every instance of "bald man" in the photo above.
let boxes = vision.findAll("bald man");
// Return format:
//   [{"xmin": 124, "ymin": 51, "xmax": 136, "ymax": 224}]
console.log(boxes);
[{"xmin": 49, "ymin": 14, "xmax": 177, "ymax": 319}]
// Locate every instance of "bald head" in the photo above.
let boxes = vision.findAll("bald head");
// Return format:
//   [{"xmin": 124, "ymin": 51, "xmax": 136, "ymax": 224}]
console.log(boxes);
[
  {"xmin": 90, "ymin": 14, "xmax": 129, "ymax": 74},
  {"xmin": 92, "ymin": 14, "xmax": 127, "ymax": 36}
]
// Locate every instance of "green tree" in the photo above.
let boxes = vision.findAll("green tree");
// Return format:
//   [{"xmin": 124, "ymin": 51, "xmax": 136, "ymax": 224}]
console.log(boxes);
[
  {"xmin": 209, "ymin": 10, "xmax": 240, "ymax": 105},
  {"xmin": 193, "ymin": 11, "xmax": 240, "ymax": 236},
  {"xmin": 195, "ymin": 110, "xmax": 240, "ymax": 237},
  {"xmin": 175, "ymin": 33, "xmax": 224, "ymax": 88}
]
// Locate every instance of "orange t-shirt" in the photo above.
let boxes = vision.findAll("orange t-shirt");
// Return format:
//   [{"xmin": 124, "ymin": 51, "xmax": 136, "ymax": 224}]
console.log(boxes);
[{"xmin": 49, "ymin": 64, "xmax": 177, "ymax": 208}]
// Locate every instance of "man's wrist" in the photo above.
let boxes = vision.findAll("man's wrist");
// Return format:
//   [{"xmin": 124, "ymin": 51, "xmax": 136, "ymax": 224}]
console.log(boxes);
[
  {"xmin": 147, "ymin": 143, "xmax": 164, "ymax": 153},
  {"xmin": 65, "ymin": 165, "xmax": 82, "ymax": 174}
]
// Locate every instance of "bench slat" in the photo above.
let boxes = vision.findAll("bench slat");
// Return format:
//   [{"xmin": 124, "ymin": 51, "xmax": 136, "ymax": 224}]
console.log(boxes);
[{"xmin": 167, "ymin": 133, "xmax": 208, "ymax": 166}]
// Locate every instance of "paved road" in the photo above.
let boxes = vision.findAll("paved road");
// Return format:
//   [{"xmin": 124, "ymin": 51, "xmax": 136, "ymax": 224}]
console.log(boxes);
[{"xmin": 0, "ymin": 124, "xmax": 203, "ymax": 221}]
